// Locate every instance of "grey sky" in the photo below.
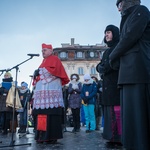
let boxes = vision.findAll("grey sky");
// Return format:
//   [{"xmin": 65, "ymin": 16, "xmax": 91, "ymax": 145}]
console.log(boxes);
[{"xmin": 0, "ymin": 0, "xmax": 149, "ymax": 86}]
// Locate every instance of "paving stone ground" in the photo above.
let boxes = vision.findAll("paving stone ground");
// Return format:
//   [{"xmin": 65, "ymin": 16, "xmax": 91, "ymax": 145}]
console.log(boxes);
[{"xmin": 0, "ymin": 127, "xmax": 123, "ymax": 150}]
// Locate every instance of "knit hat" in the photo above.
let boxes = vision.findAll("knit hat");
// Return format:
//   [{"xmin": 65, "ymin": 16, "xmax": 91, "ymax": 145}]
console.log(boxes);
[
  {"xmin": 72, "ymin": 75, "xmax": 77, "ymax": 79},
  {"xmin": 84, "ymin": 74, "xmax": 91, "ymax": 80},
  {"xmin": 42, "ymin": 43, "xmax": 53, "ymax": 50},
  {"xmin": 21, "ymin": 82, "xmax": 28, "ymax": 88},
  {"xmin": 116, "ymin": 0, "xmax": 141, "ymax": 12}
]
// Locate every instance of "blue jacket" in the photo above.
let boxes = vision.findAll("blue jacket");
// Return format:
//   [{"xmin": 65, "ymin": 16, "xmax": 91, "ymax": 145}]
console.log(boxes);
[{"xmin": 80, "ymin": 81, "xmax": 97, "ymax": 105}]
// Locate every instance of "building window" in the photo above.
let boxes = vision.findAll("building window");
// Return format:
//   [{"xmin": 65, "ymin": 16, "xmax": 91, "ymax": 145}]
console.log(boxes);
[
  {"xmin": 60, "ymin": 52, "xmax": 67, "ymax": 58},
  {"xmin": 76, "ymin": 52, "xmax": 83, "ymax": 58},
  {"xmin": 90, "ymin": 52, "xmax": 94, "ymax": 58},
  {"xmin": 91, "ymin": 67, "xmax": 96, "ymax": 74},
  {"xmin": 78, "ymin": 67, "xmax": 84, "ymax": 75}
]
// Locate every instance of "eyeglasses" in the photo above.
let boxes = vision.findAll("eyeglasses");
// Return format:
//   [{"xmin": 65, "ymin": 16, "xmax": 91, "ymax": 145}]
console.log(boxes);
[{"xmin": 84, "ymin": 79, "xmax": 89, "ymax": 82}]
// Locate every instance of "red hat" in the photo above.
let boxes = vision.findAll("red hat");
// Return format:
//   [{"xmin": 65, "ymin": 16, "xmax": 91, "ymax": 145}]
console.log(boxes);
[{"xmin": 42, "ymin": 43, "xmax": 53, "ymax": 49}]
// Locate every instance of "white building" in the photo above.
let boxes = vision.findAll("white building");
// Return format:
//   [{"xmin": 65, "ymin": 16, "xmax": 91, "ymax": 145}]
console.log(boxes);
[{"xmin": 53, "ymin": 38, "xmax": 107, "ymax": 83}]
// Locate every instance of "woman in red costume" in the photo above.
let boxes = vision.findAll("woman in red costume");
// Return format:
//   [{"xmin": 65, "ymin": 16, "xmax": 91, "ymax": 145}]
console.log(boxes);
[{"xmin": 32, "ymin": 43, "xmax": 69, "ymax": 144}]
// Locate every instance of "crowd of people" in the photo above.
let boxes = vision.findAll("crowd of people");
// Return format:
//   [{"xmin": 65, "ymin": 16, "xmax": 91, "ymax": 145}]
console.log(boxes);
[
  {"xmin": 0, "ymin": 72, "xmax": 30, "ymax": 134},
  {"xmin": 0, "ymin": 0, "xmax": 150, "ymax": 149}
]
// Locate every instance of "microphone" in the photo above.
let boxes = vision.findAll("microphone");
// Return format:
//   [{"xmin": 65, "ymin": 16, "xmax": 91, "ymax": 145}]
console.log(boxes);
[
  {"xmin": 29, "ymin": 75, "xmax": 33, "ymax": 78},
  {"xmin": 27, "ymin": 54, "xmax": 40, "ymax": 57}
]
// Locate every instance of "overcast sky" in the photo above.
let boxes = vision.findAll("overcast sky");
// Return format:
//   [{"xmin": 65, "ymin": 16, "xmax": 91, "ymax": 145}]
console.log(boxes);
[{"xmin": 0, "ymin": 0, "xmax": 149, "ymax": 88}]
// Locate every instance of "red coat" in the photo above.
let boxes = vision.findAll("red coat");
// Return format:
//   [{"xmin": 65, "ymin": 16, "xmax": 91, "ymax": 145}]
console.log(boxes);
[{"xmin": 34, "ymin": 55, "xmax": 69, "ymax": 86}]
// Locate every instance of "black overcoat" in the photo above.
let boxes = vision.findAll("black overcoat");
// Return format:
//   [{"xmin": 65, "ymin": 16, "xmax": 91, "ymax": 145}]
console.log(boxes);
[
  {"xmin": 109, "ymin": 5, "xmax": 150, "ymax": 84},
  {"xmin": 97, "ymin": 45, "xmax": 120, "ymax": 106}
]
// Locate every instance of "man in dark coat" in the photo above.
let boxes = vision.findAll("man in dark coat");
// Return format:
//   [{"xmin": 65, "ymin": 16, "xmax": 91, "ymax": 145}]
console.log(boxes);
[{"xmin": 109, "ymin": 0, "xmax": 150, "ymax": 149}]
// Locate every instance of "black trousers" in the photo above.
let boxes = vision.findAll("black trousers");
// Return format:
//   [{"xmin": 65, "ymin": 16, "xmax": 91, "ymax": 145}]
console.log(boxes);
[
  {"xmin": 35, "ymin": 114, "xmax": 63, "ymax": 141},
  {"xmin": 71, "ymin": 108, "xmax": 80, "ymax": 130},
  {"xmin": 120, "ymin": 84, "xmax": 150, "ymax": 150}
]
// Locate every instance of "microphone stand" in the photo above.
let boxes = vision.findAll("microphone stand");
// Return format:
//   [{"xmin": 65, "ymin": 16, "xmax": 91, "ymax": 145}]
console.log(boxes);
[
  {"xmin": 0, "ymin": 70, "xmax": 7, "ymax": 143},
  {"xmin": 0, "ymin": 56, "xmax": 35, "ymax": 148},
  {"xmin": 0, "ymin": 69, "xmax": 7, "ymax": 77}
]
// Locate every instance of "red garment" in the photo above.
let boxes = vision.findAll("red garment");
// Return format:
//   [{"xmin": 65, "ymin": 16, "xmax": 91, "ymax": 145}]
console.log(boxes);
[
  {"xmin": 114, "ymin": 106, "xmax": 122, "ymax": 135},
  {"xmin": 42, "ymin": 43, "xmax": 52, "ymax": 49},
  {"xmin": 34, "ymin": 55, "xmax": 69, "ymax": 86},
  {"xmin": 37, "ymin": 115, "xmax": 47, "ymax": 131}
]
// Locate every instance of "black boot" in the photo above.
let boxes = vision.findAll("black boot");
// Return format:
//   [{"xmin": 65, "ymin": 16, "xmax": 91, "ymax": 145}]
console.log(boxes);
[
  {"xmin": 18, "ymin": 126, "xmax": 23, "ymax": 133},
  {"xmin": 72, "ymin": 128, "xmax": 76, "ymax": 133},
  {"xmin": 20, "ymin": 126, "xmax": 26, "ymax": 133}
]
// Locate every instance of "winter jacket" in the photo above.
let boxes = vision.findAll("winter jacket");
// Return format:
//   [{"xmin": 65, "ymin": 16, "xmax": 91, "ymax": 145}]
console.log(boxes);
[
  {"xmin": 109, "ymin": 5, "xmax": 150, "ymax": 84},
  {"xmin": 18, "ymin": 89, "xmax": 30, "ymax": 109},
  {"xmin": 0, "ymin": 81, "xmax": 13, "ymax": 112},
  {"xmin": 96, "ymin": 25, "xmax": 120, "ymax": 106},
  {"xmin": 68, "ymin": 82, "xmax": 82, "ymax": 109},
  {"xmin": 97, "ymin": 46, "xmax": 120, "ymax": 106},
  {"xmin": 80, "ymin": 81, "xmax": 97, "ymax": 105}
]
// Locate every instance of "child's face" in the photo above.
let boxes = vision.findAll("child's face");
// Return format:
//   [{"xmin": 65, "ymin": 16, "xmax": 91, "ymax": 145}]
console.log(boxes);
[
  {"xmin": 21, "ymin": 86, "xmax": 26, "ymax": 90},
  {"xmin": 4, "ymin": 74, "xmax": 10, "ymax": 79}
]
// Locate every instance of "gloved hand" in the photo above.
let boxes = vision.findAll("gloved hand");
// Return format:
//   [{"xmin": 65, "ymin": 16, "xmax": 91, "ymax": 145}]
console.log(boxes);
[
  {"xmin": 96, "ymin": 63, "xmax": 105, "ymax": 74},
  {"xmin": 83, "ymin": 97, "xmax": 88, "ymax": 104},
  {"xmin": 98, "ymin": 65, "xmax": 105, "ymax": 74},
  {"xmin": 33, "ymin": 69, "xmax": 39, "ymax": 79},
  {"xmin": 109, "ymin": 59, "xmax": 120, "ymax": 70}
]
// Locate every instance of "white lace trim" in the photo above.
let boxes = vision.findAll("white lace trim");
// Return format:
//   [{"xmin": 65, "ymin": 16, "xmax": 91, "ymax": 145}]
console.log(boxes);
[
  {"xmin": 33, "ymin": 90, "xmax": 64, "ymax": 109},
  {"xmin": 39, "ymin": 68, "xmax": 56, "ymax": 84},
  {"xmin": 33, "ymin": 68, "xmax": 64, "ymax": 109}
]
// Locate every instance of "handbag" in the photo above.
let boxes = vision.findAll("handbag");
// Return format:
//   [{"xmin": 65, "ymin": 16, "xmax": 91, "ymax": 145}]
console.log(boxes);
[{"xmin": 6, "ymin": 85, "xmax": 22, "ymax": 110}]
